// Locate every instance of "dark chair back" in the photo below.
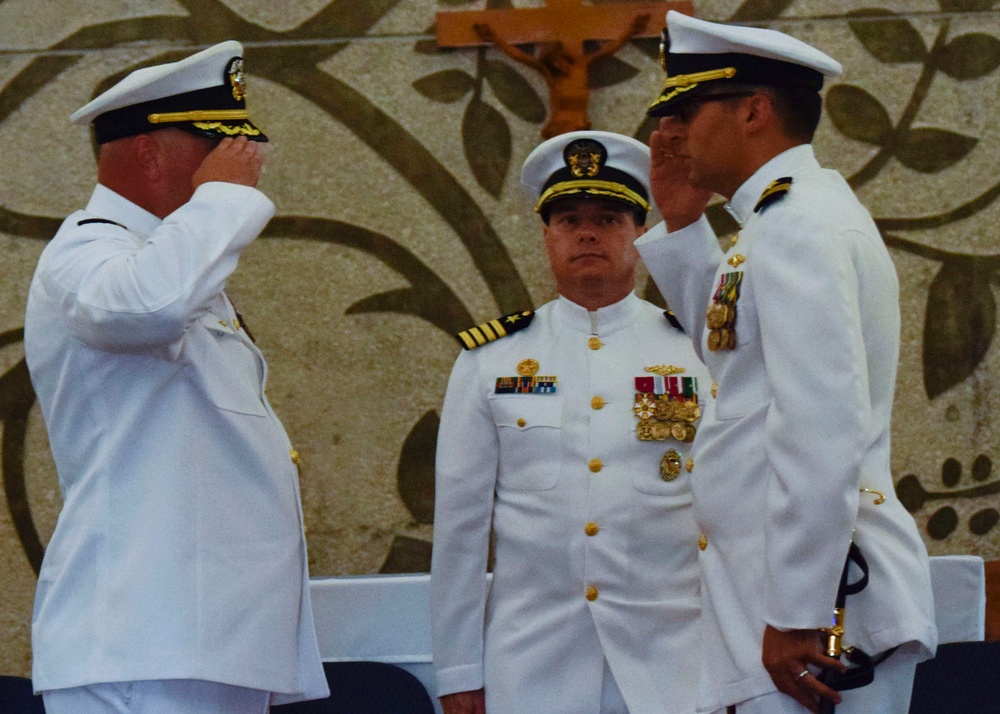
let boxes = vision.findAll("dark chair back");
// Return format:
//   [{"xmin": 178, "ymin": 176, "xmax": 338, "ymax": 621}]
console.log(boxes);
[
  {"xmin": 910, "ymin": 641, "xmax": 1000, "ymax": 713},
  {"xmin": 0, "ymin": 675, "xmax": 45, "ymax": 713},
  {"xmin": 272, "ymin": 661, "xmax": 435, "ymax": 714}
]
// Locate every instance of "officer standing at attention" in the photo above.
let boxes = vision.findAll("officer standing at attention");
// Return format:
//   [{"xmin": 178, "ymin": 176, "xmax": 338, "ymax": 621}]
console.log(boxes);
[
  {"xmin": 634, "ymin": 11, "xmax": 937, "ymax": 714},
  {"xmin": 24, "ymin": 42, "xmax": 329, "ymax": 713},
  {"xmin": 431, "ymin": 131, "xmax": 714, "ymax": 714}
]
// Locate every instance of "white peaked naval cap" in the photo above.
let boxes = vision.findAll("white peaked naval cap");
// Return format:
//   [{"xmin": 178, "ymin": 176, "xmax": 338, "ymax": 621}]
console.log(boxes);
[
  {"xmin": 648, "ymin": 11, "xmax": 842, "ymax": 116},
  {"xmin": 71, "ymin": 40, "xmax": 267, "ymax": 144},
  {"xmin": 521, "ymin": 131, "xmax": 651, "ymax": 216}
]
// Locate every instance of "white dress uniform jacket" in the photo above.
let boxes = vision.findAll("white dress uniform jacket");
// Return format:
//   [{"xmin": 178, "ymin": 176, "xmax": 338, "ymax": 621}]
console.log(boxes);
[
  {"xmin": 24, "ymin": 183, "xmax": 328, "ymax": 704},
  {"xmin": 635, "ymin": 145, "xmax": 937, "ymax": 711},
  {"xmin": 431, "ymin": 293, "xmax": 710, "ymax": 714}
]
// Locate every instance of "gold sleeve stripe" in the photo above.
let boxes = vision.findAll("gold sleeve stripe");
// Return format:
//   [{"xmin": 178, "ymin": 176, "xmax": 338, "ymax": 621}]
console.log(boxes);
[
  {"xmin": 454, "ymin": 308, "xmax": 534, "ymax": 350},
  {"xmin": 468, "ymin": 326, "xmax": 488, "ymax": 345},
  {"xmin": 759, "ymin": 181, "xmax": 792, "ymax": 202},
  {"xmin": 458, "ymin": 331, "xmax": 477, "ymax": 350},
  {"xmin": 457, "ymin": 322, "xmax": 507, "ymax": 348},
  {"xmin": 479, "ymin": 322, "xmax": 497, "ymax": 341},
  {"xmin": 535, "ymin": 180, "xmax": 651, "ymax": 213},
  {"xmin": 147, "ymin": 109, "xmax": 250, "ymax": 123}
]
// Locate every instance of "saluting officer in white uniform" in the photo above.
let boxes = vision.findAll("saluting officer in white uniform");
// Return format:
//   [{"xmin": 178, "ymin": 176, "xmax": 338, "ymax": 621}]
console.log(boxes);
[
  {"xmin": 431, "ymin": 131, "xmax": 715, "ymax": 714},
  {"xmin": 24, "ymin": 43, "xmax": 328, "ymax": 713},
  {"xmin": 634, "ymin": 12, "xmax": 937, "ymax": 714}
]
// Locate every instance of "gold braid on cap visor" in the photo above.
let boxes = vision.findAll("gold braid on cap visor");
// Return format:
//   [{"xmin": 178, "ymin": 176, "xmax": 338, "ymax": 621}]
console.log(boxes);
[
  {"xmin": 147, "ymin": 109, "xmax": 250, "ymax": 123},
  {"xmin": 648, "ymin": 67, "xmax": 737, "ymax": 110},
  {"xmin": 535, "ymin": 180, "xmax": 651, "ymax": 213}
]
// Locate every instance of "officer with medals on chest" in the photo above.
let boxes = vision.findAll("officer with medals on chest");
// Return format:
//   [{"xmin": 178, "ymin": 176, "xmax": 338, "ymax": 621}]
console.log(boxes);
[
  {"xmin": 634, "ymin": 12, "xmax": 937, "ymax": 714},
  {"xmin": 430, "ymin": 131, "xmax": 715, "ymax": 714},
  {"xmin": 24, "ymin": 43, "xmax": 328, "ymax": 713}
]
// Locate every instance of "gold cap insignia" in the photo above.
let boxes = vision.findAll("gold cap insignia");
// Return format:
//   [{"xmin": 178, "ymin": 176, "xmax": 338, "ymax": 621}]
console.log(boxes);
[
  {"xmin": 227, "ymin": 57, "xmax": 246, "ymax": 101},
  {"xmin": 564, "ymin": 138, "xmax": 605, "ymax": 178}
]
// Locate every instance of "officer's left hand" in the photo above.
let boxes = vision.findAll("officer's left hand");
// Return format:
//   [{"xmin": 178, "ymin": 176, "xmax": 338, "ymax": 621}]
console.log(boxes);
[{"xmin": 761, "ymin": 624, "xmax": 846, "ymax": 714}]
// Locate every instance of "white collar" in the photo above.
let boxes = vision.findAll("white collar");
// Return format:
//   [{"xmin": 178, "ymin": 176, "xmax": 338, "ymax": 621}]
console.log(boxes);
[
  {"xmin": 87, "ymin": 184, "xmax": 162, "ymax": 237},
  {"xmin": 553, "ymin": 291, "xmax": 642, "ymax": 336},
  {"xmin": 725, "ymin": 144, "xmax": 818, "ymax": 226}
]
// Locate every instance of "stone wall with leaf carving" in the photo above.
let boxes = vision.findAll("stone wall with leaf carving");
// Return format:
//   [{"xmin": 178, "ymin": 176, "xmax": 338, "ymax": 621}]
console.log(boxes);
[{"xmin": 0, "ymin": 0, "xmax": 997, "ymax": 678}]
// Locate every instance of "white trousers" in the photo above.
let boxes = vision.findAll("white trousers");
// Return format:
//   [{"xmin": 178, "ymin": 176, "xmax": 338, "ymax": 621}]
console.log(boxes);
[
  {"xmin": 41, "ymin": 679, "xmax": 270, "ymax": 714},
  {"xmin": 729, "ymin": 643, "xmax": 921, "ymax": 714}
]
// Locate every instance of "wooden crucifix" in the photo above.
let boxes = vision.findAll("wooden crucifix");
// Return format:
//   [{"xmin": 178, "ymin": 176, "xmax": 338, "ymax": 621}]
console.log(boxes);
[{"xmin": 437, "ymin": 0, "xmax": 693, "ymax": 138}]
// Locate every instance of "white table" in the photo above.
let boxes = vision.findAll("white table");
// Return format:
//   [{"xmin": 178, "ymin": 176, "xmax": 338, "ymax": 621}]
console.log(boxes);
[{"xmin": 309, "ymin": 555, "xmax": 985, "ymax": 710}]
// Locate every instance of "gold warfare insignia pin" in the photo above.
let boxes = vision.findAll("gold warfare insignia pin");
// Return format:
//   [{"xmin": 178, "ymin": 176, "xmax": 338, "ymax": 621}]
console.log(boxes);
[
  {"xmin": 564, "ymin": 138, "xmax": 605, "ymax": 178},
  {"xmin": 644, "ymin": 365, "xmax": 686, "ymax": 377},
  {"xmin": 660, "ymin": 449, "xmax": 682, "ymax": 481},
  {"xmin": 227, "ymin": 57, "xmax": 247, "ymax": 101},
  {"xmin": 517, "ymin": 359, "xmax": 539, "ymax": 377}
]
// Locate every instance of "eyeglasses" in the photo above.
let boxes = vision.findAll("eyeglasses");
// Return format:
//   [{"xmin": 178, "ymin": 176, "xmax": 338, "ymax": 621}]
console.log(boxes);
[{"xmin": 659, "ymin": 91, "xmax": 756, "ymax": 123}]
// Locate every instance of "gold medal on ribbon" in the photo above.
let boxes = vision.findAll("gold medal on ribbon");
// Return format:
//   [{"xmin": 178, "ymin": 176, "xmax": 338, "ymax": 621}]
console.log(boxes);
[
  {"xmin": 633, "ymin": 393, "xmax": 655, "ymax": 420},
  {"xmin": 706, "ymin": 271, "xmax": 742, "ymax": 352},
  {"xmin": 651, "ymin": 422, "xmax": 673, "ymax": 440},
  {"xmin": 654, "ymin": 400, "xmax": 677, "ymax": 421},
  {"xmin": 706, "ymin": 303, "xmax": 728, "ymax": 330}
]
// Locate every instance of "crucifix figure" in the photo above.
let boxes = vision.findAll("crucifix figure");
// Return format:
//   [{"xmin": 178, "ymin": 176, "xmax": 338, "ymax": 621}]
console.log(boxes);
[{"xmin": 437, "ymin": 0, "xmax": 694, "ymax": 138}]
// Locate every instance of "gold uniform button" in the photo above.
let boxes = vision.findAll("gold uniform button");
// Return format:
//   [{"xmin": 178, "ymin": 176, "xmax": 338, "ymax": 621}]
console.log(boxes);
[
  {"xmin": 591, "ymin": 396, "xmax": 606, "ymax": 410},
  {"xmin": 516, "ymin": 418, "xmax": 526, "ymax": 427},
  {"xmin": 585, "ymin": 586, "xmax": 599, "ymax": 601},
  {"xmin": 686, "ymin": 458, "xmax": 695, "ymax": 473},
  {"xmin": 711, "ymin": 382, "xmax": 719, "ymax": 398},
  {"xmin": 588, "ymin": 458, "xmax": 603, "ymax": 473},
  {"xmin": 587, "ymin": 336, "xmax": 603, "ymax": 350},
  {"xmin": 698, "ymin": 534, "xmax": 708, "ymax": 551},
  {"xmin": 290, "ymin": 448, "xmax": 301, "ymax": 465},
  {"xmin": 585, "ymin": 522, "xmax": 599, "ymax": 536}
]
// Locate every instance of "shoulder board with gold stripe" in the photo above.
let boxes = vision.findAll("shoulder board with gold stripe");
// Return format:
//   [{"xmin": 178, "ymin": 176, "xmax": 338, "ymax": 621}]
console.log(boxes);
[
  {"xmin": 77, "ymin": 217, "xmax": 127, "ymax": 229},
  {"xmin": 753, "ymin": 176, "xmax": 793, "ymax": 214},
  {"xmin": 455, "ymin": 309, "xmax": 535, "ymax": 350},
  {"xmin": 663, "ymin": 309, "xmax": 684, "ymax": 333}
]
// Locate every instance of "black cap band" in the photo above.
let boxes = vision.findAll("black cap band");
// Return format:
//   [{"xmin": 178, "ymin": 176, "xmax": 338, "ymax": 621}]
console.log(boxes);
[{"xmin": 92, "ymin": 78, "xmax": 266, "ymax": 143}]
